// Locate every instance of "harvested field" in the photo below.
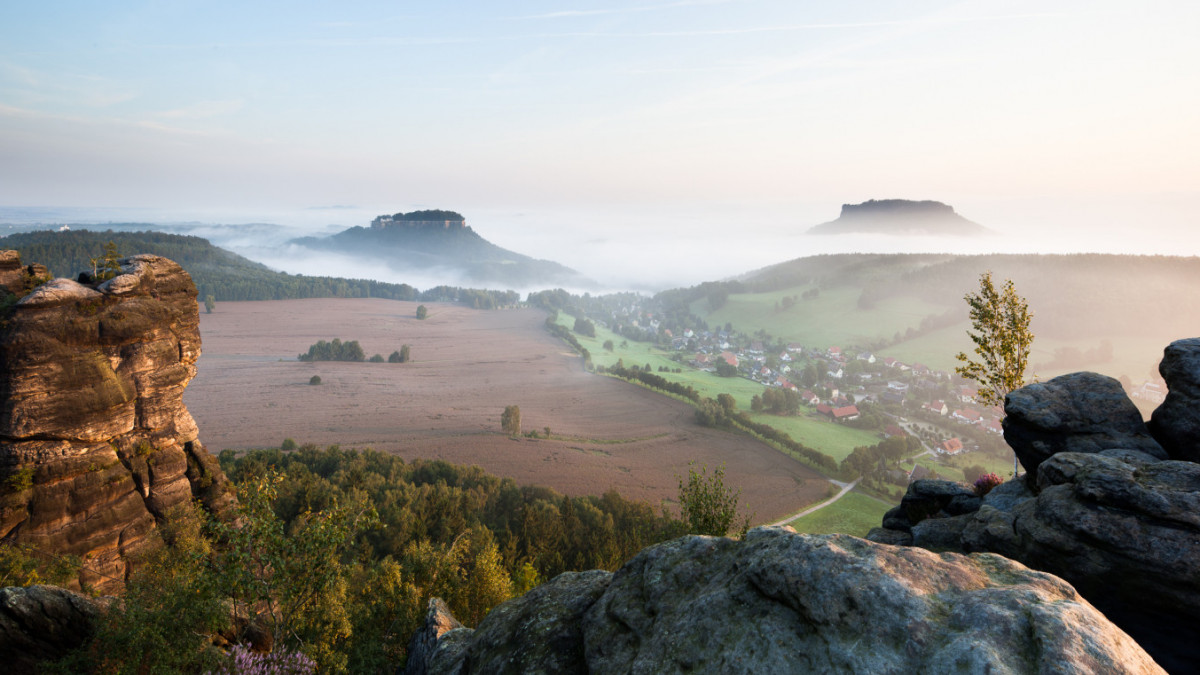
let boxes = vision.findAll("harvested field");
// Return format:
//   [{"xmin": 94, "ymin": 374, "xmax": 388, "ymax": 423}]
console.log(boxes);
[{"xmin": 186, "ymin": 299, "xmax": 829, "ymax": 523}]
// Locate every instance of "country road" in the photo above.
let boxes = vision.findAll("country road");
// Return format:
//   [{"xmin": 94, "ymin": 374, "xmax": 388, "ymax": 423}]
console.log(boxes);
[{"xmin": 768, "ymin": 477, "xmax": 863, "ymax": 527}]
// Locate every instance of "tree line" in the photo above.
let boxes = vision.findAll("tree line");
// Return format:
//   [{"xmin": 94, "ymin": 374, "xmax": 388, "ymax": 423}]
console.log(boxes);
[{"xmin": 0, "ymin": 229, "xmax": 518, "ymax": 308}]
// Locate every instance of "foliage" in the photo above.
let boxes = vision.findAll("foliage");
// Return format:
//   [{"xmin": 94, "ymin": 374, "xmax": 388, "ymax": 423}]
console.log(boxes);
[
  {"xmin": 955, "ymin": 272, "xmax": 1033, "ymax": 476},
  {"xmin": 205, "ymin": 294, "xmax": 216, "ymax": 314},
  {"xmin": 3, "ymin": 466, "xmax": 34, "ymax": 494},
  {"xmin": 602, "ymin": 339, "xmax": 614, "ymax": 352},
  {"xmin": 501, "ymin": 405, "xmax": 521, "ymax": 436},
  {"xmin": 676, "ymin": 463, "xmax": 750, "ymax": 537},
  {"xmin": 89, "ymin": 241, "xmax": 123, "ymax": 281},
  {"xmin": 309, "ymin": 375, "xmax": 322, "ymax": 385},
  {"xmin": 573, "ymin": 316, "xmax": 596, "ymax": 338},
  {"xmin": 369, "ymin": 354, "xmax": 385, "ymax": 363},
  {"xmin": 0, "ymin": 540, "xmax": 79, "ymax": 587},
  {"xmin": 206, "ymin": 474, "xmax": 378, "ymax": 671},
  {"xmin": 714, "ymin": 359, "xmax": 738, "ymax": 377},
  {"xmin": 387, "ymin": 344, "xmax": 412, "ymax": 363},
  {"xmin": 298, "ymin": 338, "xmax": 365, "ymax": 362},
  {"xmin": 281, "ymin": 438, "xmax": 298, "ymax": 451},
  {"xmin": 416, "ymin": 305, "xmax": 428, "ymax": 320},
  {"xmin": 955, "ymin": 272, "xmax": 1034, "ymax": 408},
  {"xmin": 973, "ymin": 472, "xmax": 1004, "ymax": 497},
  {"xmin": 55, "ymin": 505, "xmax": 229, "ymax": 674}
]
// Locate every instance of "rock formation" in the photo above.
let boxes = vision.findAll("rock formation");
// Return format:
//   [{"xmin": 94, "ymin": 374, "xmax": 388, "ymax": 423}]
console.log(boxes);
[
  {"xmin": 806, "ymin": 199, "xmax": 991, "ymax": 236},
  {"xmin": 405, "ymin": 527, "xmax": 1161, "ymax": 674},
  {"xmin": 868, "ymin": 340, "xmax": 1200, "ymax": 672},
  {"xmin": 0, "ymin": 252, "xmax": 234, "ymax": 594},
  {"xmin": 0, "ymin": 584, "xmax": 107, "ymax": 674}
]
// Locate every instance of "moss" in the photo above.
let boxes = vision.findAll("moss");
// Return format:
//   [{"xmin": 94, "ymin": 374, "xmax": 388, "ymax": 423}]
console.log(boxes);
[{"xmin": 3, "ymin": 467, "xmax": 34, "ymax": 494}]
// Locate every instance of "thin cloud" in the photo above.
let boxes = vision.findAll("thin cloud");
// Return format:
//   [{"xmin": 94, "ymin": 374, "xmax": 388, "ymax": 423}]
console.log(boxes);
[
  {"xmin": 520, "ymin": 12, "xmax": 1062, "ymax": 38},
  {"xmin": 517, "ymin": 0, "xmax": 738, "ymax": 20}
]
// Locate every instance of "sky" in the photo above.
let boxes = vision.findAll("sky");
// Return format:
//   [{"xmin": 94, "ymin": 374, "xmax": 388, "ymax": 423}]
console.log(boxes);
[{"xmin": 1, "ymin": 1, "xmax": 1198, "ymax": 290}]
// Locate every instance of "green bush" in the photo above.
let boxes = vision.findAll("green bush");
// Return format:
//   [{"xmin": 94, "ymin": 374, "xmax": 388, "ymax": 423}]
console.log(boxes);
[{"xmin": 309, "ymin": 375, "xmax": 322, "ymax": 385}]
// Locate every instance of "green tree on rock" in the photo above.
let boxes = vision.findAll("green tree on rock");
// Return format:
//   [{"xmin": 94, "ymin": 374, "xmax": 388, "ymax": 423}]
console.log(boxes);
[{"xmin": 955, "ymin": 271, "xmax": 1034, "ymax": 477}]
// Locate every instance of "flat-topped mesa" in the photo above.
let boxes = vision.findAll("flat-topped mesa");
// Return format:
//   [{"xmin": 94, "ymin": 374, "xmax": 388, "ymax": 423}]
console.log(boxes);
[
  {"xmin": 807, "ymin": 199, "xmax": 990, "ymax": 236},
  {"xmin": 0, "ymin": 251, "xmax": 234, "ymax": 594},
  {"xmin": 371, "ymin": 209, "xmax": 467, "ymax": 230},
  {"xmin": 839, "ymin": 198, "xmax": 956, "ymax": 219}
]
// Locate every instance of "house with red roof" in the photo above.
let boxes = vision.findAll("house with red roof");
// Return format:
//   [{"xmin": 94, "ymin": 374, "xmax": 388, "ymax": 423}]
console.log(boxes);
[
  {"xmin": 939, "ymin": 438, "xmax": 964, "ymax": 455},
  {"xmin": 832, "ymin": 405, "xmax": 860, "ymax": 421}
]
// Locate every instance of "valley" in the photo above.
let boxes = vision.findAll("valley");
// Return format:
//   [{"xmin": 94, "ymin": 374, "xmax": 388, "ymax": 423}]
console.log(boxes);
[{"xmin": 185, "ymin": 298, "xmax": 830, "ymax": 523}]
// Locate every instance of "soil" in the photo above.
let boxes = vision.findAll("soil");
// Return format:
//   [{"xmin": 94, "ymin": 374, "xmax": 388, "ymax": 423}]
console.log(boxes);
[{"xmin": 185, "ymin": 299, "xmax": 829, "ymax": 523}]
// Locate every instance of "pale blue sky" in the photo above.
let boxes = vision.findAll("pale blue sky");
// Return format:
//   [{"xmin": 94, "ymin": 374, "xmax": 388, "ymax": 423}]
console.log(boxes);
[{"xmin": 1, "ymin": 1, "xmax": 1197, "ymax": 281}]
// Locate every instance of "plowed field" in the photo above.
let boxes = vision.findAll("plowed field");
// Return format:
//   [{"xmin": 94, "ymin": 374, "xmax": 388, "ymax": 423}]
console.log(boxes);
[{"xmin": 185, "ymin": 299, "xmax": 829, "ymax": 523}]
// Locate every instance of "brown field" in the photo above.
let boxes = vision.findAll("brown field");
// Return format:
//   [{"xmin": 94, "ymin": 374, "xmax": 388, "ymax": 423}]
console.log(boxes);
[{"xmin": 185, "ymin": 299, "xmax": 829, "ymax": 523}]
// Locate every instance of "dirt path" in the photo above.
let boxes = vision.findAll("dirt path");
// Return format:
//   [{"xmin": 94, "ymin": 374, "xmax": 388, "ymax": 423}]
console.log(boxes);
[
  {"xmin": 768, "ymin": 478, "xmax": 863, "ymax": 527},
  {"xmin": 185, "ymin": 299, "xmax": 828, "ymax": 523}
]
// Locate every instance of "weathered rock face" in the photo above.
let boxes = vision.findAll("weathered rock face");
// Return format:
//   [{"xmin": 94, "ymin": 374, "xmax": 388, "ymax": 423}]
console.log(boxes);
[
  {"xmin": 1003, "ymin": 371, "xmax": 1166, "ymax": 479},
  {"xmin": 0, "ymin": 252, "xmax": 234, "ymax": 594},
  {"xmin": 0, "ymin": 250, "xmax": 50, "ymax": 301},
  {"xmin": 409, "ymin": 528, "xmax": 1161, "ymax": 674},
  {"xmin": 0, "ymin": 584, "xmax": 107, "ymax": 675},
  {"xmin": 1148, "ymin": 337, "xmax": 1200, "ymax": 462}
]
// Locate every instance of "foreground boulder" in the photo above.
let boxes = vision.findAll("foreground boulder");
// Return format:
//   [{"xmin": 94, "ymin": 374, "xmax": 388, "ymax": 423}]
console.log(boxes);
[
  {"xmin": 0, "ymin": 252, "xmax": 235, "ymax": 594},
  {"xmin": 408, "ymin": 528, "xmax": 1161, "ymax": 674},
  {"xmin": 0, "ymin": 585, "xmax": 106, "ymax": 675}
]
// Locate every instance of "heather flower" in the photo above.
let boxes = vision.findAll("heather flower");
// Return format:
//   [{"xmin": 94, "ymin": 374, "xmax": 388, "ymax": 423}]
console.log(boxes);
[
  {"xmin": 206, "ymin": 645, "xmax": 316, "ymax": 675},
  {"xmin": 973, "ymin": 472, "xmax": 1003, "ymax": 497}
]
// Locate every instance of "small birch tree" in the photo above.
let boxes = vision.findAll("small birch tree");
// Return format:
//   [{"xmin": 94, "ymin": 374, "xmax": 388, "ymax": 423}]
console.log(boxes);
[{"xmin": 954, "ymin": 271, "xmax": 1034, "ymax": 476}]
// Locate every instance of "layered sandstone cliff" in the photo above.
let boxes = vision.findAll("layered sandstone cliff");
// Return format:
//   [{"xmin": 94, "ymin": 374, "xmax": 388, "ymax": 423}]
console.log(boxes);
[{"xmin": 0, "ymin": 252, "xmax": 234, "ymax": 594}]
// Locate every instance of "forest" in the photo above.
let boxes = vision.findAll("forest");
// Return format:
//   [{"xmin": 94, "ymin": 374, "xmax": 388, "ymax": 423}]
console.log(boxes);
[
  {"xmin": 0, "ymin": 229, "xmax": 519, "ymax": 308},
  {"xmin": 33, "ymin": 444, "xmax": 694, "ymax": 673}
]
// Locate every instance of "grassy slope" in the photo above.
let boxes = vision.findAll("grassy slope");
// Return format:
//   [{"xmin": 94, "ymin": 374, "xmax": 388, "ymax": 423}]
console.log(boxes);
[
  {"xmin": 697, "ymin": 287, "xmax": 946, "ymax": 349},
  {"xmin": 787, "ymin": 491, "xmax": 892, "ymax": 537}
]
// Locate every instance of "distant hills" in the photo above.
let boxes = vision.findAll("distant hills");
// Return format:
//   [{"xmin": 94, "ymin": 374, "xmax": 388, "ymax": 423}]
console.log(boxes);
[
  {"xmin": 291, "ymin": 210, "xmax": 591, "ymax": 289},
  {"xmin": 0, "ymin": 229, "xmax": 519, "ymax": 307},
  {"xmin": 806, "ymin": 200, "xmax": 991, "ymax": 236}
]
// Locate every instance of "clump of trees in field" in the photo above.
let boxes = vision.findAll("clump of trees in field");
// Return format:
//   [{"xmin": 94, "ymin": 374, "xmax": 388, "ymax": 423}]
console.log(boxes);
[
  {"xmin": 299, "ymin": 339, "xmax": 365, "ymax": 362},
  {"xmin": 299, "ymin": 339, "xmax": 414, "ymax": 364}
]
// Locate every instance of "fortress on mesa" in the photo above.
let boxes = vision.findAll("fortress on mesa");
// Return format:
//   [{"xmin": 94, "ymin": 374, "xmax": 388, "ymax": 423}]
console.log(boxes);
[{"xmin": 371, "ymin": 209, "xmax": 466, "ymax": 230}]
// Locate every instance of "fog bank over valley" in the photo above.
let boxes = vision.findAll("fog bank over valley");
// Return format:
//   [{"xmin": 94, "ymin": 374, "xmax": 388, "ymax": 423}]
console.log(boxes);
[{"xmin": 2, "ymin": 194, "xmax": 1197, "ymax": 294}]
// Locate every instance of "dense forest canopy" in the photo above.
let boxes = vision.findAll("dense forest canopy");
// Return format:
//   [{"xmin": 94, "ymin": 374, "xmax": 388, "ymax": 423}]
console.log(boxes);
[{"xmin": 391, "ymin": 209, "xmax": 464, "ymax": 221}]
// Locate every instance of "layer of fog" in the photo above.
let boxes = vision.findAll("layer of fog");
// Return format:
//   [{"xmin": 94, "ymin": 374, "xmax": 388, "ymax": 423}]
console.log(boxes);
[{"xmin": 2, "ymin": 195, "xmax": 1197, "ymax": 296}]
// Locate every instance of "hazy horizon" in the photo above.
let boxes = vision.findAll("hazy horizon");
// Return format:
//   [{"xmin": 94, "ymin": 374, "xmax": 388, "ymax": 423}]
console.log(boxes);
[{"xmin": 2, "ymin": 1, "xmax": 1198, "ymax": 291}]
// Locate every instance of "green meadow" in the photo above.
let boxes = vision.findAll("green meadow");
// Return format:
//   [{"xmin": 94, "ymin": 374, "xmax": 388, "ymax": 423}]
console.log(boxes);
[
  {"xmin": 787, "ymin": 491, "xmax": 892, "ymax": 537},
  {"xmin": 695, "ymin": 286, "xmax": 947, "ymax": 350},
  {"xmin": 554, "ymin": 313, "xmax": 886, "ymax": 466}
]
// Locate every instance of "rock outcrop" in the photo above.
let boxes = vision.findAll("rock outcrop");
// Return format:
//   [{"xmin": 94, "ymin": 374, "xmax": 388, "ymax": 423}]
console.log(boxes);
[
  {"xmin": 1148, "ymin": 338, "xmax": 1200, "ymax": 462},
  {"xmin": 1003, "ymin": 371, "xmax": 1166, "ymax": 479},
  {"xmin": 869, "ymin": 341, "xmax": 1200, "ymax": 672},
  {"xmin": 0, "ymin": 252, "xmax": 234, "ymax": 594},
  {"xmin": 407, "ymin": 528, "xmax": 1161, "ymax": 674},
  {"xmin": 0, "ymin": 584, "xmax": 107, "ymax": 675}
]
